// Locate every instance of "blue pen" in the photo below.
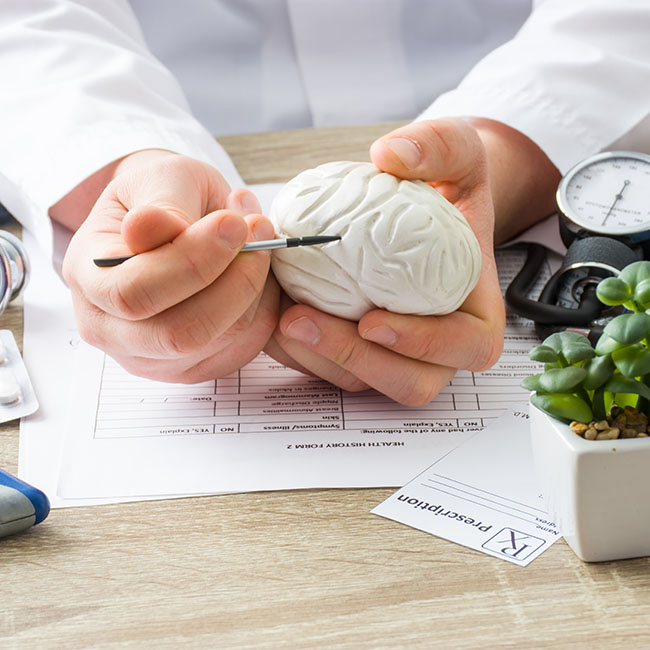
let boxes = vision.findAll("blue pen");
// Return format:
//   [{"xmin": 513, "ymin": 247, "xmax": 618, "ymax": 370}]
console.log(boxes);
[{"xmin": 0, "ymin": 468, "xmax": 50, "ymax": 538}]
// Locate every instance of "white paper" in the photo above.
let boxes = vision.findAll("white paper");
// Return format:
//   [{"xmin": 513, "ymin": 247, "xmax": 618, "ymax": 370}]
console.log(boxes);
[
  {"xmin": 56, "ymin": 344, "xmax": 473, "ymax": 498},
  {"xmin": 371, "ymin": 408, "xmax": 561, "ymax": 566},
  {"xmin": 18, "ymin": 226, "xmax": 81, "ymax": 499}
]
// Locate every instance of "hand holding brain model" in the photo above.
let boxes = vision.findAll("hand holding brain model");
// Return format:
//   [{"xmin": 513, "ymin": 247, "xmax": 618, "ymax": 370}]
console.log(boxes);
[{"xmin": 266, "ymin": 118, "xmax": 506, "ymax": 407}]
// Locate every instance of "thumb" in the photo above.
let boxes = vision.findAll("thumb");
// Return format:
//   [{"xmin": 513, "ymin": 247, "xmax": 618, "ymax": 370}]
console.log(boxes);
[{"xmin": 369, "ymin": 117, "xmax": 487, "ymax": 191}]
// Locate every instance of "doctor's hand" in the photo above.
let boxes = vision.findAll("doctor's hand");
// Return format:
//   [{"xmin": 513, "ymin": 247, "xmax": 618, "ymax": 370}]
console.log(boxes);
[
  {"xmin": 265, "ymin": 118, "xmax": 507, "ymax": 406},
  {"xmin": 60, "ymin": 150, "xmax": 280, "ymax": 382}
]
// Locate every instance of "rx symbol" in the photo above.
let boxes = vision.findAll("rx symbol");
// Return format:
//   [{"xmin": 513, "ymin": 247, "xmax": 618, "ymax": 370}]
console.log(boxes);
[{"xmin": 482, "ymin": 527, "xmax": 545, "ymax": 561}]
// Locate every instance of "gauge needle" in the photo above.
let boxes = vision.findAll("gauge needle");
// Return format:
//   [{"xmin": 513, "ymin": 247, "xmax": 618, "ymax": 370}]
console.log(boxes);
[{"xmin": 601, "ymin": 179, "xmax": 630, "ymax": 226}]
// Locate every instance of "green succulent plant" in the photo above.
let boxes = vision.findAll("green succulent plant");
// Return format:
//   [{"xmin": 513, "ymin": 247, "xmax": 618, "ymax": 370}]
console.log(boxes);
[{"xmin": 524, "ymin": 260, "xmax": 650, "ymax": 424}]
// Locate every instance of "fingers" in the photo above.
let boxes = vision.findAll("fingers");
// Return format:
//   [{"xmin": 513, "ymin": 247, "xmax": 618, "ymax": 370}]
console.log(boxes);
[
  {"xmin": 278, "ymin": 304, "xmax": 459, "ymax": 406},
  {"xmin": 119, "ymin": 187, "xmax": 265, "ymax": 256},
  {"xmin": 276, "ymin": 273, "xmax": 506, "ymax": 405},
  {"xmin": 121, "ymin": 205, "xmax": 189, "ymax": 254},
  {"xmin": 116, "ymin": 184, "xmax": 267, "ymax": 258},
  {"xmin": 226, "ymin": 188, "xmax": 263, "ymax": 215},
  {"xmin": 76, "ymin": 241, "xmax": 273, "ymax": 354},
  {"xmin": 271, "ymin": 325, "xmax": 372, "ymax": 394},
  {"xmin": 82, "ymin": 210, "xmax": 269, "ymax": 320},
  {"xmin": 359, "ymin": 303, "xmax": 504, "ymax": 374},
  {"xmin": 264, "ymin": 292, "xmax": 365, "ymax": 388},
  {"xmin": 270, "ymin": 331, "xmax": 373, "ymax": 394},
  {"xmin": 102, "ymin": 274, "xmax": 281, "ymax": 382},
  {"xmin": 369, "ymin": 117, "xmax": 487, "ymax": 196},
  {"xmin": 228, "ymin": 189, "xmax": 275, "ymax": 244}
]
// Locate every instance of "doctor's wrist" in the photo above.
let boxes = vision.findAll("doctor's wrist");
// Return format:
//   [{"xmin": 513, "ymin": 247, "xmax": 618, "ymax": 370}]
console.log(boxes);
[{"xmin": 467, "ymin": 117, "xmax": 561, "ymax": 244}]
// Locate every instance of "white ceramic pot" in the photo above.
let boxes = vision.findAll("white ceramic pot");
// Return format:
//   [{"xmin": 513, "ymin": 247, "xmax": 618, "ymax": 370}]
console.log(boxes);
[{"xmin": 529, "ymin": 402, "xmax": 650, "ymax": 562}]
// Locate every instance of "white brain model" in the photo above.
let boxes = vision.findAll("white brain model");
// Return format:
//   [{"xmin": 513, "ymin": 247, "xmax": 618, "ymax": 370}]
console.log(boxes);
[{"xmin": 269, "ymin": 161, "xmax": 482, "ymax": 321}]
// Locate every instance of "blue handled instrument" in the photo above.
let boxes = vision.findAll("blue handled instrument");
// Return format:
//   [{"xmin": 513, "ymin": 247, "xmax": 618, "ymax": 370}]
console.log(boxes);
[{"xmin": 0, "ymin": 467, "xmax": 50, "ymax": 538}]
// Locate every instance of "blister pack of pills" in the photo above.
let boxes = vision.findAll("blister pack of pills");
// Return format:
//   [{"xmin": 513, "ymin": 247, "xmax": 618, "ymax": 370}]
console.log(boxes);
[{"xmin": 0, "ymin": 330, "xmax": 38, "ymax": 423}]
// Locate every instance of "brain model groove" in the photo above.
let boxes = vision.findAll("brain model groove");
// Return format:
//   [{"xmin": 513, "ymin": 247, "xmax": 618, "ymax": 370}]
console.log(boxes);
[{"xmin": 269, "ymin": 161, "xmax": 482, "ymax": 321}]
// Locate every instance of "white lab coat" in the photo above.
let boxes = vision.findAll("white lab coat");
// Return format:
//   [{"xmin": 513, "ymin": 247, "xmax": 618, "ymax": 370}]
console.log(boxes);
[{"xmin": 1, "ymin": 0, "xmax": 650, "ymax": 249}]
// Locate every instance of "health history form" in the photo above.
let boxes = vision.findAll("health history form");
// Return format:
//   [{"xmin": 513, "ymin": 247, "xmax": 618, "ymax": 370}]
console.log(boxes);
[{"xmin": 55, "ymin": 246, "xmax": 551, "ymax": 500}]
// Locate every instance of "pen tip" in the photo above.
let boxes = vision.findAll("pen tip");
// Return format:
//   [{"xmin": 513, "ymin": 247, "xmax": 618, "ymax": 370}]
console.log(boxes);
[{"xmin": 93, "ymin": 255, "xmax": 133, "ymax": 267}]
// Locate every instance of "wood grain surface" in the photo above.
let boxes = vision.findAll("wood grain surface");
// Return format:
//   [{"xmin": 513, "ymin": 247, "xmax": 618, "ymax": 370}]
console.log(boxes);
[{"xmin": 2, "ymin": 124, "xmax": 650, "ymax": 650}]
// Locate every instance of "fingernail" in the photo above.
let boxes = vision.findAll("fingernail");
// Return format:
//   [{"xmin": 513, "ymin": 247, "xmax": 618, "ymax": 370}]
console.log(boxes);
[
  {"xmin": 251, "ymin": 218, "xmax": 275, "ymax": 242},
  {"xmin": 218, "ymin": 214, "xmax": 247, "ymax": 249},
  {"xmin": 361, "ymin": 325, "xmax": 397, "ymax": 347},
  {"xmin": 285, "ymin": 317, "xmax": 321, "ymax": 346},
  {"xmin": 386, "ymin": 137, "xmax": 421, "ymax": 170},
  {"xmin": 235, "ymin": 191, "xmax": 262, "ymax": 215}
]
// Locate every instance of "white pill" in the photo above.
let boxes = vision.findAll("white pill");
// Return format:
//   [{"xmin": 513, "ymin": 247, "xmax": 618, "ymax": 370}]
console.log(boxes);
[
  {"xmin": 269, "ymin": 161, "xmax": 482, "ymax": 320},
  {"xmin": 0, "ymin": 367, "xmax": 21, "ymax": 404}
]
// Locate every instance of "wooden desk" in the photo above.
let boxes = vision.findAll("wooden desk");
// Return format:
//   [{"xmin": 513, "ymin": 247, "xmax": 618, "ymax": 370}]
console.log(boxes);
[{"xmin": 3, "ymin": 124, "xmax": 650, "ymax": 649}]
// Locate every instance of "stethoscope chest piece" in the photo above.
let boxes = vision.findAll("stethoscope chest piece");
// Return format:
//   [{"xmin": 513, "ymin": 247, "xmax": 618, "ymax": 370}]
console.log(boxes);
[{"xmin": 0, "ymin": 231, "xmax": 30, "ymax": 316}]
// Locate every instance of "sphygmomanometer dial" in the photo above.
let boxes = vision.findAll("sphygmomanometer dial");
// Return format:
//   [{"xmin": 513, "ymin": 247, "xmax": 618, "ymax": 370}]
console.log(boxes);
[{"xmin": 557, "ymin": 151, "xmax": 650, "ymax": 246}]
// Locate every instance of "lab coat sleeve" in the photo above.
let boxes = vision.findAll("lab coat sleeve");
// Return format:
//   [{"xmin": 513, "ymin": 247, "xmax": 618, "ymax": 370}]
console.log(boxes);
[
  {"xmin": 0, "ymin": 0, "xmax": 242, "ymax": 242},
  {"xmin": 418, "ymin": 0, "xmax": 650, "ymax": 173}
]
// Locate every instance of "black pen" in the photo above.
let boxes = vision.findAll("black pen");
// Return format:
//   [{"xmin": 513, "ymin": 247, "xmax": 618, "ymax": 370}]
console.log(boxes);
[{"xmin": 93, "ymin": 235, "xmax": 342, "ymax": 267}]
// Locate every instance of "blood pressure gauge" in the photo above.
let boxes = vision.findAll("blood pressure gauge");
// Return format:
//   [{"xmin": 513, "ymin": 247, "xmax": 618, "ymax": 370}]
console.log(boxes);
[
  {"xmin": 557, "ymin": 151, "xmax": 650, "ymax": 247},
  {"xmin": 506, "ymin": 150, "xmax": 650, "ymax": 339}
]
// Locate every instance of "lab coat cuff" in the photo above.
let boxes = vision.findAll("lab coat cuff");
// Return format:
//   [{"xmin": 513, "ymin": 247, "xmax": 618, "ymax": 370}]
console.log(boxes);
[
  {"xmin": 7, "ymin": 120, "xmax": 244, "ymax": 256},
  {"xmin": 31, "ymin": 120, "xmax": 245, "ymax": 214},
  {"xmin": 416, "ymin": 84, "xmax": 601, "ymax": 174}
]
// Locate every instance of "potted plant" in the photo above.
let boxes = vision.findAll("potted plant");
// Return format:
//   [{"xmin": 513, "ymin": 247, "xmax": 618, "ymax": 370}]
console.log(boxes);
[{"xmin": 525, "ymin": 260, "xmax": 650, "ymax": 562}]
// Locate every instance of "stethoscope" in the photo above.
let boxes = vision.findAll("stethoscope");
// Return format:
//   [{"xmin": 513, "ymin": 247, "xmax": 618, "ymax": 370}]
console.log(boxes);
[
  {"xmin": 0, "ymin": 230, "xmax": 30, "ymax": 316},
  {"xmin": 506, "ymin": 151, "xmax": 650, "ymax": 342}
]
